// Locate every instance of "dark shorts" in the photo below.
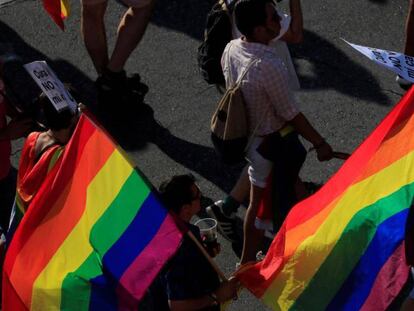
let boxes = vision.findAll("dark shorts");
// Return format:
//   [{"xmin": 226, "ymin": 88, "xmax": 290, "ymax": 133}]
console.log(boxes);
[{"xmin": 257, "ymin": 131, "xmax": 307, "ymax": 231}]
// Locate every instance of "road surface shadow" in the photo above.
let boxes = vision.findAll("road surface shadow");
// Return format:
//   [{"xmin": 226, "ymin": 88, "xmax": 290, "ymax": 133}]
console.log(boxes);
[
  {"xmin": 0, "ymin": 21, "xmax": 242, "ymax": 196},
  {"xmin": 290, "ymin": 30, "xmax": 391, "ymax": 105},
  {"xmin": 152, "ymin": 1, "xmax": 391, "ymax": 106}
]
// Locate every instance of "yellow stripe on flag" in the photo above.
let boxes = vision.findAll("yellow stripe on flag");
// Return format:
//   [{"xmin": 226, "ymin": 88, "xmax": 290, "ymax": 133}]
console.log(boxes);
[
  {"xmin": 30, "ymin": 150, "xmax": 133, "ymax": 310},
  {"xmin": 262, "ymin": 150, "xmax": 414, "ymax": 310},
  {"xmin": 60, "ymin": 0, "xmax": 70, "ymax": 18}
]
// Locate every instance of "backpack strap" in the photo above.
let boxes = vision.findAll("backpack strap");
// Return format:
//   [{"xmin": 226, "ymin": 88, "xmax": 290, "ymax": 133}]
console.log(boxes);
[
  {"xmin": 244, "ymin": 105, "xmax": 271, "ymax": 152},
  {"xmin": 224, "ymin": 0, "xmax": 239, "ymax": 12},
  {"xmin": 220, "ymin": 0, "xmax": 229, "ymax": 11},
  {"xmin": 226, "ymin": 42, "xmax": 257, "ymax": 87},
  {"xmin": 235, "ymin": 58, "xmax": 257, "ymax": 86},
  {"xmin": 224, "ymin": 42, "xmax": 269, "ymax": 151}
]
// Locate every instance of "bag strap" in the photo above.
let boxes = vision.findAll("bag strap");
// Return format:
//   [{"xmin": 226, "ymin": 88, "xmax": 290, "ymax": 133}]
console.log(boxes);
[
  {"xmin": 226, "ymin": 0, "xmax": 240, "ymax": 11},
  {"xmin": 227, "ymin": 43, "xmax": 257, "ymax": 87},
  {"xmin": 244, "ymin": 105, "xmax": 271, "ymax": 152},
  {"xmin": 225, "ymin": 43, "xmax": 266, "ymax": 150}
]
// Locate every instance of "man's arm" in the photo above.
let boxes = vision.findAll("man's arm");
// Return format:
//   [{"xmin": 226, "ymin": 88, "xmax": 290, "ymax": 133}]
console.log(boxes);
[
  {"xmin": 169, "ymin": 295, "xmax": 216, "ymax": 311},
  {"xmin": 280, "ymin": 0, "xmax": 303, "ymax": 44},
  {"xmin": 289, "ymin": 112, "xmax": 333, "ymax": 161},
  {"xmin": 169, "ymin": 279, "xmax": 240, "ymax": 311}
]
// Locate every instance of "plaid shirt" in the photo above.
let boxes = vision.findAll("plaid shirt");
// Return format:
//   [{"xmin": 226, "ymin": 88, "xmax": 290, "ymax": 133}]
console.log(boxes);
[{"xmin": 221, "ymin": 38, "xmax": 299, "ymax": 136}]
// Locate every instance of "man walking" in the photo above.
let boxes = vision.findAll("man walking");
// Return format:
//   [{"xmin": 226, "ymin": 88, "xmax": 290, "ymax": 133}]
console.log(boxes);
[{"xmin": 217, "ymin": 0, "xmax": 333, "ymax": 264}]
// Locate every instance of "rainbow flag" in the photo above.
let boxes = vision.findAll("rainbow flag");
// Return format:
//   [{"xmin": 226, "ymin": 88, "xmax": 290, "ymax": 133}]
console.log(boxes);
[
  {"xmin": 237, "ymin": 88, "xmax": 414, "ymax": 310},
  {"xmin": 42, "ymin": 0, "xmax": 70, "ymax": 30},
  {"xmin": 2, "ymin": 114, "xmax": 184, "ymax": 310}
]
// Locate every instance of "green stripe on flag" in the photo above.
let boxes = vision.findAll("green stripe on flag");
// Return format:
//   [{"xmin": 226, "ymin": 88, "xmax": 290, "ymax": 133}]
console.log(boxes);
[
  {"xmin": 60, "ymin": 172, "xmax": 150, "ymax": 309},
  {"xmin": 291, "ymin": 182, "xmax": 414, "ymax": 310}
]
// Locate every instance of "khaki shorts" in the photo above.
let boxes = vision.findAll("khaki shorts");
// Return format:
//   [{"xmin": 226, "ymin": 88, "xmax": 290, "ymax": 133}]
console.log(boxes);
[{"xmin": 81, "ymin": 0, "xmax": 152, "ymax": 8}]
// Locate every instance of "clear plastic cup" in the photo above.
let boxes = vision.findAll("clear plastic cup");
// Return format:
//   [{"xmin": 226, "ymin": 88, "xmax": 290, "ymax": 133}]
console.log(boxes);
[{"xmin": 194, "ymin": 218, "xmax": 218, "ymax": 242}]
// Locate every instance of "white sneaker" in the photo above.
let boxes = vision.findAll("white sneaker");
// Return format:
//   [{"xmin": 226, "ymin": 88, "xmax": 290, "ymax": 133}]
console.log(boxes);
[{"xmin": 206, "ymin": 200, "xmax": 239, "ymax": 242}]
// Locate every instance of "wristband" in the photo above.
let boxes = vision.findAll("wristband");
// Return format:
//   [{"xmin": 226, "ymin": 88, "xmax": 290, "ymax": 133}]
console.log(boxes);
[{"xmin": 208, "ymin": 292, "xmax": 219, "ymax": 305}]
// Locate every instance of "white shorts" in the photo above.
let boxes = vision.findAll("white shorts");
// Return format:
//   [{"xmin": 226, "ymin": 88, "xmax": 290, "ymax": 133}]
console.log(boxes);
[
  {"xmin": 81, "ymin": 0, "xmax": 152, "ymax": 8},
  {"xmin": 245, "ymin": 137, "xmax": 273, "ymax": 188}
]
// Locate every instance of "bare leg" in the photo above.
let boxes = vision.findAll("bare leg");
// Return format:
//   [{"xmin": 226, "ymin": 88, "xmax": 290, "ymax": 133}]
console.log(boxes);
[
  {"xmin": 240, "ymin": 184, "xmax": 265, "ymax": 264},
  {"xmin": 229, "ymin": 166, "xmax": 250, "ymax": 203},
  {"xmin": 107, "ymin": 1, "xmax": 156, "ymax": 72},
  {"xmin": 81, "ymin": 2, "xmax": 109, "ymax": 75},
  {"xmin": 405, "ymin": 0, "xmax": 414, "ymax": 57}
]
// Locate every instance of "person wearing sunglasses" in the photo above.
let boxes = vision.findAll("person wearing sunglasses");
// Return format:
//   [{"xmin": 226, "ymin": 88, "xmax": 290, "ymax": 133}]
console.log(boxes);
[{"xmin": 141, "ymin": 174, "xmax": 239, "ymax": 311}]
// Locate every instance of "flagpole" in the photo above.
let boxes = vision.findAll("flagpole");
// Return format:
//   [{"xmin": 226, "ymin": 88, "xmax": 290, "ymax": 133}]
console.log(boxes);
[{"xmin": 186, "ymin": 230, "xmax": 228, "ymax": 282}]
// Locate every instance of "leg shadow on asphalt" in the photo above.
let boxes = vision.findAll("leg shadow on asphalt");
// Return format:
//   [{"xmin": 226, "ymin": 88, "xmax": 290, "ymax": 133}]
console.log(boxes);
[
  {"xmin": 0, "ymin": 21, "xmax": 97, "ymax": 111},
  {"xmin": 99, "ymin": 102, "xmax": 244, "ymax": 194},
  {"xmin": 150, "ymin": 1, "xmax": 391, "ymax": 106},
  {"xmin": 0, "ymin": 21, "xmax": 243, "ymax": 196},
  {"xmin": 0, "ymin": 21, "xmax": 256, "ymax": 257},
  {"xmin": 290, "ymin": 30, "xmax": 392, "ymax": 106},
  {"xmin": 368, "ymin": 0, "xmax": 387, "ymax": 4},
  {"xmin": 151, "ymin": 0, "xmax": 215, "ymax": 41}
]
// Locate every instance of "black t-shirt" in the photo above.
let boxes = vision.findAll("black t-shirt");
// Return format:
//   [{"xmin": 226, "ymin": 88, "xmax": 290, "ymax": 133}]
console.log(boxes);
[{"xmin": 142, "ymin": 223, "xmax": 221, "ymax": 311}]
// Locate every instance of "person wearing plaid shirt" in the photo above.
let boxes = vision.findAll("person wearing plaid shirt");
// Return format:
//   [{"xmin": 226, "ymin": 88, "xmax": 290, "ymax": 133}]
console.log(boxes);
[{"xmin": 218, "ymin": 0, "xmax": 334, "ymax": 264}]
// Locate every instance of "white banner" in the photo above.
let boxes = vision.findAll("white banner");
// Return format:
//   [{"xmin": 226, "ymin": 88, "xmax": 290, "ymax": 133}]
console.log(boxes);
[
  {"xmin": 344, "ymin": 39, "xmax": 414, "ymax": 83},
  {"xmin": 24, "ymin": 61, "xmax": 77, "ymax": 112}
]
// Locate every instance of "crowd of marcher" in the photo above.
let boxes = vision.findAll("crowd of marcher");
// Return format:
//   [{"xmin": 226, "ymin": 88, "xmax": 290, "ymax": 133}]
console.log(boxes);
[{"xmin": 1, "ymin": 0, "xmax": 414, "ymax": 310}]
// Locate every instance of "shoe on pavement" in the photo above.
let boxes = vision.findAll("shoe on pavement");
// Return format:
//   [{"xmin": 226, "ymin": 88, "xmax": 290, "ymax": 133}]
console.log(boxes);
[
  {"xmin": 206, "ymin": 200, "xmax": 239, "ymax": 242},
  {"xmin": 256, "ymin": 250, "xmax": 266, "ymax": 261},
  {"xmin": 96, "ymin": 70, "xmax": 148, "ymax": 108},
  {"xmin": 396, "ymin": 75, "xmax": 412, "ymax": 90}
]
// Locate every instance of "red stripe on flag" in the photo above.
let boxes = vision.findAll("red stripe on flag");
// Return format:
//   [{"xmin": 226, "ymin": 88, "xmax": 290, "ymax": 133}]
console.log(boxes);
[
  {"xmin": 285, "ymin": 87, "xmax": 414, "ymax": 232},
  {"xmin": 3, "ymin": 116, "xmax": 113, "ymax": 308},
  {"xmin": 237, "ymin": 87, "xmax": 414, "ymax": 298},
  {"xmin": 42, "ymin": 0, "xmax": 64, "ymax": 30}
]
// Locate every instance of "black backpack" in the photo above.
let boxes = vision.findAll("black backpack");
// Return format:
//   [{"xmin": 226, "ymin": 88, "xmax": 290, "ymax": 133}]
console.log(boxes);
[{"xmin": 197, "ymin": 0, "xmax": 234, "ymax": 86}]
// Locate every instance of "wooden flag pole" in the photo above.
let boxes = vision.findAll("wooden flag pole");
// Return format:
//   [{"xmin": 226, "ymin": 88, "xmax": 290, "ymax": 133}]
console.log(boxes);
[
  {"xmin": 187, "ymin": 230, "xmax": 229, "ymax": 282},
  {"xmin": 333, "ymin": 151, "xmax": 351, "ymax": 160}
]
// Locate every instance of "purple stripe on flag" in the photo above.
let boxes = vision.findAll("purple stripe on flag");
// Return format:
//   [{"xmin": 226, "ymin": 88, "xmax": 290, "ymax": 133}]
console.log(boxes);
[
  {"xmin": 360, "ymin": 243, "xmax": 410, "ymax": 311},
  {"xmin": 116, "ymin": 215, "xmax": 183, "ymax": 308}
]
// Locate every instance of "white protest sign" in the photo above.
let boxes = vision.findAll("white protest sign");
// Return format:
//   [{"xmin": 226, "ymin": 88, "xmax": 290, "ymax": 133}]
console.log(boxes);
[
  {"xmin": 344, "ymin": 39, "xmax": 414, "ymax": 83},
  {"xmin": 24, "ymin": 61, "xmax": 77, "ymax": 112}
]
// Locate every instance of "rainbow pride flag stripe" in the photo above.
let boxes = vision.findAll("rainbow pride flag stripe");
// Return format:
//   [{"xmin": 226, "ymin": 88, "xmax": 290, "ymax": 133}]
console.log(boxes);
[
  {"xmin": 3, "ymin": 115, "xmax": 184, "ymax": 310},
  {"xmin": 42, "ymin": 0, "xmax": 69, "ymax": 30},
  {"xmin": 238, "ymin": 88, "xmax": 414, "ymax": 310}
]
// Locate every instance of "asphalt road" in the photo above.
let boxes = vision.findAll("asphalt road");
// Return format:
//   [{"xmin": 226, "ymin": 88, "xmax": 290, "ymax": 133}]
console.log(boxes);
[{"xmin": 0, "ymin": 0, "xmax": 411, "ymax": 309}]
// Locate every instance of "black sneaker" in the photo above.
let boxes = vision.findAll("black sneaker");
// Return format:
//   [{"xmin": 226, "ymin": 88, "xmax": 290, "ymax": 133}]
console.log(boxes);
[
  {"xmin": 96, "ymin": 70, "xmax": 148, "ymax": 108},
  {"xmin": 206, "ymin": 200, "xmax": 239, "ymax": 242},
  {"xmin": 396, "ymin": 75, "xmax": 412, "ymax": 91},
  {"xmin": 127, "ymin": 74, "xmax": 149, "ymax": 104}
]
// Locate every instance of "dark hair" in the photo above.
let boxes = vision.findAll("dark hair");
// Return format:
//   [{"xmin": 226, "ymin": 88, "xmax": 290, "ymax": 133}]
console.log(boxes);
[
  {"xmin": 35, "ymin": 86, "xmax": 79, "ymax": 131},
  {"xmin": 235, "ymin": 0, "xmax": 272, "ymax": 38},
  {"xmin": 159, "ymin": 174, "xmax": 196, "ymax": 214}
]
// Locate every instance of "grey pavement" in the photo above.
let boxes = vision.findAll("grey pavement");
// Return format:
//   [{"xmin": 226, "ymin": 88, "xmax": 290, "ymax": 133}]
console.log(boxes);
[{"xmin": 0, "ymin": 0, "xmax": 411, "ymax": 309}]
